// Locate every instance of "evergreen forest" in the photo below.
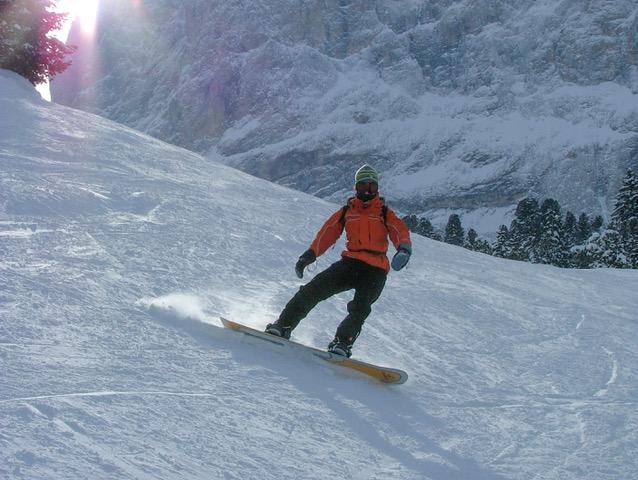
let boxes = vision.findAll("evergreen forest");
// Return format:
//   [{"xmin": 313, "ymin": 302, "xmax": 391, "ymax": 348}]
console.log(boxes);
[{"xmin": 403, "ymin": 169, "xmax": 638, "ymax": 269}]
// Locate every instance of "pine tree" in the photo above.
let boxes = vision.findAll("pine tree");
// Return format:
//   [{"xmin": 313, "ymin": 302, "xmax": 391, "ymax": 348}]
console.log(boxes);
[
  {"xmin": 473, "ymin": 238, "xmax": 493, "ymax": 255},
  {"xmin": 508, "ymin": 198, "xmax": 540, "ymax": 261},
  {"xmin": 576, "ymin": 212, "xmax": 592, "ymax": 244},
  {"xmin": 401, "ymin": 215, "xmax": 438, "ymax": 240},
  {"xmin": 417, "ymin": 217, "xmax": 435, "ymax": 238},
  {"xmin": 571, "ymin": 244, "xmax": 593, "ymax": 269},
  {"xmin": 611, "ymin": 169, "xmax": 638, "ymax": 267},
  {"xmin": 465, "ymin": 228, "xmax": 478, "ymax": 249},
  {"xmin": 535, "ymin": 198, "xmax": 567, "ymax": 266},
  {"xmin": 429, "ymin": 229, "xmax": 443, "ymax": 242},
  {"xmin": 628, "ymin": 216, "xmax": 638, "ymax": 268},
  {"xmin": 402, "ymin": 214, "xmax": 418, "ymax": 232},
  {"xmin": 588, "ymin": 225, "xmax": 627, "ymax": 268},
  {"xmin": 564, "ymin": 211, "xmax": 577, "ymax": 250},
  {"xmin": 591, "ymin": 215, "xmax": 604, "ymax": 233},
  {"xmin": 492, "ymin": 225, "xmax": 511, "ymax": 258},
  {"xmin": 563, "ymin": 210, "xmax": 578, "ymax": 266},
  {"xmin": 454, "ymin": 226, "xmax": 491, "ymax": 254},
  {"xmin": 444, "ymin": 214, "xmax": 464, "ymax": 246},
  {"xmin": 612, "ymin": 169, "xmax": 638, "ymax": 225},
  {"xmin": 0, "ymin": 0, "xmax": 75, "ymax": 85}
]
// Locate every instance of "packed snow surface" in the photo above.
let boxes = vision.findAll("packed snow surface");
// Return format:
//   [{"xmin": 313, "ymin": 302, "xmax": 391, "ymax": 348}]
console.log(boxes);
[{"xmin": 2, "ymin": 70, "xmax": 638, "ymax": 479}]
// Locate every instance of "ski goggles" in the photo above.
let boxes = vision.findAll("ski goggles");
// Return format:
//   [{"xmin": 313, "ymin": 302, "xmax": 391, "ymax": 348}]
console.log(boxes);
[{"xmin": 356, "ymin": 181, "xmax": 379, "ymax": 193}]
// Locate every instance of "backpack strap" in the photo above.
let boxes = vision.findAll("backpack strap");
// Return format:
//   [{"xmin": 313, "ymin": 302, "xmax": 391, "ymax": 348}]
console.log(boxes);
[
  {"xmin": 338, "ymin": 204, "xmax": 350, "ymax": 225},
  {"xmin": 382, "ymin": 204, "xmax": 388, "ymax": 227},
  {"xmin": 379, "ymin": 197, "xmax": 388, "ymax": 229},
  {"xmin": 338, "ymin": 197, "xmax": 355, "ymax": 225}
]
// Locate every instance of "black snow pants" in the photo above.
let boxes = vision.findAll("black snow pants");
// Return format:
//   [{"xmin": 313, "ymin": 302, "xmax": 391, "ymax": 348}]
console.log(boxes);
[{"xmin": 277, "ymin": 257, "xmax": 387, "ymax": 345}]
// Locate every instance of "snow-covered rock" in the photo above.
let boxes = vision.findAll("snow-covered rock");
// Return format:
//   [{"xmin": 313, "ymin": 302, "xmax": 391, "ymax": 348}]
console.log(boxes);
[{"xmin": 51, "ymin": 1, "xmax": 638, "ymax": 232}]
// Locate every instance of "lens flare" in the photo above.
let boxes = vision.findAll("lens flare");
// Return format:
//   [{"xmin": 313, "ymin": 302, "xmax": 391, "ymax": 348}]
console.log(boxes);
[
  {"xmin": 55, "ymin": 0, "xmax": 99, "ymax": 38},
  {"xmin": 76, "ymin": 0, "xmax": 99, "ymax": 34}
]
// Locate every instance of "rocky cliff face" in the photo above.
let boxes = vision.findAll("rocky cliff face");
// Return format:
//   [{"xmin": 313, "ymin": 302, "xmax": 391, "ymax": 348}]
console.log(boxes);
[{"xmin": 52, "ymin": 0, "xmax": 638, "ymax": 232}]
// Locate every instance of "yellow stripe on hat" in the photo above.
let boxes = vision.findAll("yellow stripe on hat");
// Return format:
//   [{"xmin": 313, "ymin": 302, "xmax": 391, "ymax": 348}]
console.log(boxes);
[{"xmin": 355, "ymin": 164, "xmax": 379, "ymax": 184}]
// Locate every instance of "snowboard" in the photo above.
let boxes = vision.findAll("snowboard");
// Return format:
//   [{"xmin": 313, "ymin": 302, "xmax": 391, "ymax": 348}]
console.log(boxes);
[{"xmin": 220, "ymin": 317, "xmax": 408, "ymax": 384}]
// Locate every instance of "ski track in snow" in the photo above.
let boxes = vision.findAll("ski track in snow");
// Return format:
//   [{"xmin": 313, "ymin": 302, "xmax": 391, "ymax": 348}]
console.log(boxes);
[
  {"xmin": 2, "ymin": 70, "xmax": 638, "ymax": 480},
  {"xmin": 0, "ymin": 391, "xmax": 224, "ymax": 404},
  {"xmin": 593, "ymin": 347, "xmax": 619, "ymax": 398}
]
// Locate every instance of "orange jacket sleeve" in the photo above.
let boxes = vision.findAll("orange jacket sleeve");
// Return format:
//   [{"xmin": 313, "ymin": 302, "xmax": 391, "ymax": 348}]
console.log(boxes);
[
  {"xmin": 385, "ymin": 208, "xmax": 412, "ymax": 250},
  {"xmin": 309, "ymin": 208, "xmax": 346, "ymax": 257}
]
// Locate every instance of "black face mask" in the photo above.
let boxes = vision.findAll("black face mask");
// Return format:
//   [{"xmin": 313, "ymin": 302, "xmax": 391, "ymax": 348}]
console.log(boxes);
[
  {"xmin": 356, "ymin": 191, "xmax": 377, "ymax": 202},
  {"xmin": 355, "ymin": 181, "xmax": 378, "ymax": 202}
]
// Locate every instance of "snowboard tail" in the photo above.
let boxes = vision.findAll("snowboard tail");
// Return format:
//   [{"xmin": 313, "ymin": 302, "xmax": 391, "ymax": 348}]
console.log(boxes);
[{"xmin": 220, "ymin": 317, "xmax": 408, "ymax": 385}]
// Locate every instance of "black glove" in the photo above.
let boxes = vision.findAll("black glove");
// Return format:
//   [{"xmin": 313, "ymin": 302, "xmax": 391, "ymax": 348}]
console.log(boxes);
[{"xmin": 295, "ymin": 249, "xmax": 317, "ymax": 279}]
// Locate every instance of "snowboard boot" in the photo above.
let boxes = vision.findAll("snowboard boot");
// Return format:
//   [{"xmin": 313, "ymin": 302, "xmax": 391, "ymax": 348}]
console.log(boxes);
[
  {"xmin": 328, "ymin": 337, "xmax": 353, "ymax": 358},
  {"xmin": 264, "ymin": 322, "xmax": 292, "ymax": 340}
]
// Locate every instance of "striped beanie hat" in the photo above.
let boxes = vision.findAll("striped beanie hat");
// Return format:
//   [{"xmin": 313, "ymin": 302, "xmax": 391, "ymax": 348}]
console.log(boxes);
[{"xmin": 355, "ymin": 164, "xmax": 379, "ymax": 184}]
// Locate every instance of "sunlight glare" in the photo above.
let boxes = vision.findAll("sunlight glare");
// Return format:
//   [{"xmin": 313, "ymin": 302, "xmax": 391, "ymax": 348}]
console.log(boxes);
[
  {"xmin": 55, "ymin": 0, "xmax": 99, "ymax": 38},
  {"xmin": 76, "ymin": 0, "xmax": 99, "ymax": 34}
]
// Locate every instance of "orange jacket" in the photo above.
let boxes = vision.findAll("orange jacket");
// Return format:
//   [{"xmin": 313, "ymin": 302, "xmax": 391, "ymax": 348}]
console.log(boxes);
[{"xmin": 309, "ymin": 196, "xmax": 412, "ymax": 272}]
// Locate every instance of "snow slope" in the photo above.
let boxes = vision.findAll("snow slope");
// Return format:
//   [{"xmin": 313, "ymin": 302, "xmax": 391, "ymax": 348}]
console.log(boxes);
[{"xmin": 2, "ymin": 70, "xmax": 638, "ymax": 479}]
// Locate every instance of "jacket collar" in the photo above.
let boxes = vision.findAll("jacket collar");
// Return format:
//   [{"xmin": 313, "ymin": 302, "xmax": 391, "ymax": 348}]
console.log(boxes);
[{"xmin": 349, "ymin": 195, "xmax": 383, "ymax": 210}]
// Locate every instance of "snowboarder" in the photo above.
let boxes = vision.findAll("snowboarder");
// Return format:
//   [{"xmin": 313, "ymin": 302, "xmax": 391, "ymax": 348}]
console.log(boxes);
[{"xmin": 265, "ymin": 164, "xmax": 412, "ymax": 357}]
